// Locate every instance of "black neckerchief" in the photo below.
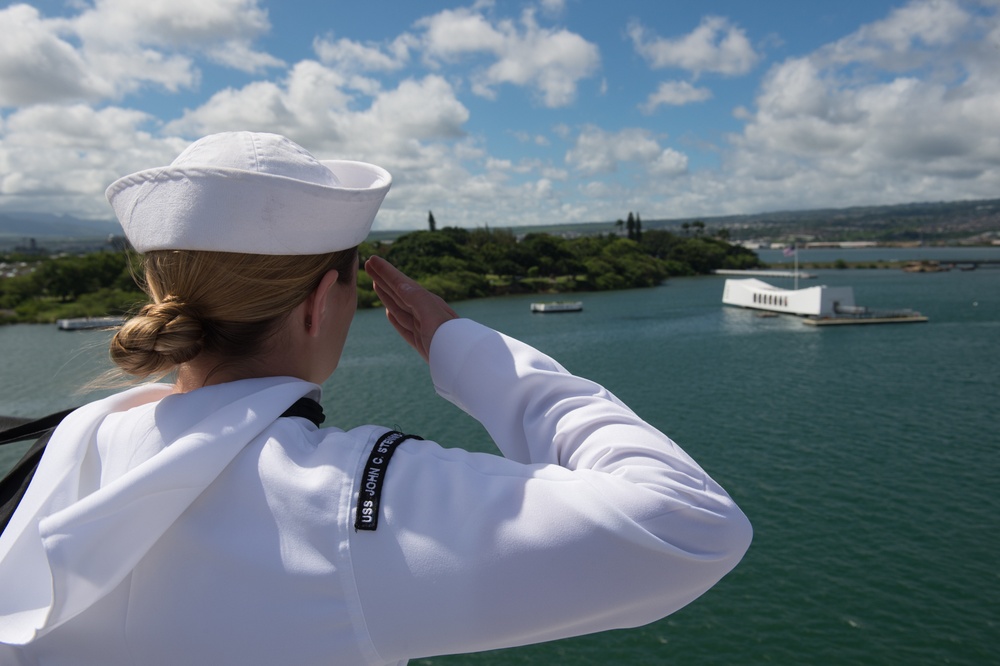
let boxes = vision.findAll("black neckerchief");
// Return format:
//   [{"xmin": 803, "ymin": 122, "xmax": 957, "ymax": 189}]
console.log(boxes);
[{"xmin": 279, "ymin": 397, "xmax": 325, "ymax": 426}]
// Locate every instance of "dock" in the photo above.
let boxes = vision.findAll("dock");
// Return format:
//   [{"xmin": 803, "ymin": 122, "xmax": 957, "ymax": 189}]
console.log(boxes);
[
  {"xmin": 714, "ymin": 269, "xmax": 817, "ymax": 279},
  {"xmin": 802, "ymin": 314, "xmax": 928, "ymax": 326}
]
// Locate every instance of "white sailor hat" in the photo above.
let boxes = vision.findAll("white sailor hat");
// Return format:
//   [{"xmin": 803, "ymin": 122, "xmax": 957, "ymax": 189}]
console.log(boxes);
[{"xmin": 106, "ymin": 131, "xmax": 391, "ymax": 255}]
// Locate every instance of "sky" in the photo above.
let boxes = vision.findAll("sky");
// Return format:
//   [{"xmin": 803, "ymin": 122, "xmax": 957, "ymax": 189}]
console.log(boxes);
[{"xmin": 0, "ymin": 0, "xmax": 998, "ymax": 232}]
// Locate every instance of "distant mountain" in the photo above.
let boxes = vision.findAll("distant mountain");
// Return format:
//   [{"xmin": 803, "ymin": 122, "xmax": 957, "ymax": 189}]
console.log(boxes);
[
  {"xmin": 0, "ymin": 212, "xmax": 119, "ymax": 239},
  {"xmin": 2, "ymin": 197, "xmax": 999, "ymax": 245},
  {"xmin": 436, "ymin": 198, "xmax": 1000, "ymax": 244}
]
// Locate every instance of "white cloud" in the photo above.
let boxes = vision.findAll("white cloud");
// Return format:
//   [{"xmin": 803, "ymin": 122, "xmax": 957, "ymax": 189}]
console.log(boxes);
[
  {"xmin": 629, "ymin": 15, "xmax": 759, "ymax": 77},
  {"xmin": 165, "ymin": 80, "xmax": 293, "ymax": 137},
  {"xmin": 847, "ymin": 0, "xmax": 970, "ymax": 54},
  {"xmin": 541, "ymin": 166, "xmax": 568, "ymax": 181},
  {"xmin": 651, "ymin": 149, "xmax": 689, "ymax": 176},
  {"xmin": 534, "ymin": 177, "xmax": 554, "ymax": 198},
  {"xmin": 418, "ymin": 7, "xmax": 600, "ymax": 107},
  {"xmin": 159, "ymin": 67, "xmax": 479, "ymax": 228},
  {"xmin": 565, "ymin": 126, "xmax": 687, "ymax": 176},
  {"xmin": 360, "ymin": 76, "xmax": 470, "ymax": 145},
  {"xmin": 3, "ymin": 0, "xmax": 999, "ymax": 230},
  {"xmin": 68, "ymin": 0, "xmax": 284, "ymax": 77},
  {"xmin": 0, "ymin": 103, "xmax": 186, "ymax": 216},
  {"xmin": 581, "ymin": 180, "xmax": 614, "ymax": 198},
  {"xmin": 511, "ymin": 130, "xmax": 550, "ymax": 146},
  {"xmin": 313, "ymin": 34, "xmax": 413, "ymax": 72},
  {"xmin": 0, "ymin": 0, "xmax": 281, "ymax": 108},
  {"xmin": 640, "ymin": 80, "xmax": 713, "ymax": 113},
  {"xmin": 538, "ymin": 0, "xmax": 566, "ymax": 17},
  {"xmin": 710, "ymin": 0, "xmax": 1000, "ymax": 214},
  {"xmin": 419, "ymin": 7, "xmax": 507, "ymax": 58},
  {"xmin": 486, "ymin": 157, "xmax": 512, "ymax": 171},
  {"xmin": 207, "ymin": 41, "xmax": 284, "ymax": 74},
  {"xmin": 67, "ymin": 0, "xmax": 274, "ymax": 53},
  {"xmin": 167, "ymin": 65, "xmax": 468, "ymax": 153},
  {"xmin": 0, "ymin": 5, "xmax": 109, "ymax": 106}
]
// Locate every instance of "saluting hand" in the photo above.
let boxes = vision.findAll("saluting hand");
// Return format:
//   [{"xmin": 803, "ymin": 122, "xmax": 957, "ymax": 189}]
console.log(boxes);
[{"xmin": 365, "ymin": 256, "xmax": 459, "ymax": 363}]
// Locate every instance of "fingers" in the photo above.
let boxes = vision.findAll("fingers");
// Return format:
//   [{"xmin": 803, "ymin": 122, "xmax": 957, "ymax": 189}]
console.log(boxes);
[
  {"xmin": 368, "ymin": 257, "xmax": 435, "ymax": 361},
  {"xmin": 365, "ymin": 256, "xmax": 459, "ymax": 362},
  {"xmin": 366, "ymin": 256, "xmax": 414, "ymax": 312},
  {"xmin": 384, "ymin": 309, "xmax": 418, "ymax": 351}
]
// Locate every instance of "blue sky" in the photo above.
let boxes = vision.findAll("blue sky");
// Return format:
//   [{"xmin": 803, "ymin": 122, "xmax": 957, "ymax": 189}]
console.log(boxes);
[{"xmin": 1, "ymin": 0, "xmax": 998, "ymax": 231}]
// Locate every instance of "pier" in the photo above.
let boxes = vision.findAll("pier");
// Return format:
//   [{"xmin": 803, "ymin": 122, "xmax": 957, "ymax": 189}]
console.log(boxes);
[
  {"xmin": 714, "ymin": 269, "xmax": 817, "ymax": 279},
  {"xmin": 938, "ymin": 259, "xmax": 1000, "ymax": 270},
  {"xmin": 904, "ymin": 259, "xmax": 1000, "ymax": 272},
  {"xmin": 802, "ymin": 314, "xmax": 928, "ymax": 326}
]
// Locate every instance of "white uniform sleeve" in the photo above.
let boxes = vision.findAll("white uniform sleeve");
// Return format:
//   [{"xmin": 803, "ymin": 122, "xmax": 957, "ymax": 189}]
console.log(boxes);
[{"xmin": 350, "ymin": 318, "xmax": 751, "ymax": 663}]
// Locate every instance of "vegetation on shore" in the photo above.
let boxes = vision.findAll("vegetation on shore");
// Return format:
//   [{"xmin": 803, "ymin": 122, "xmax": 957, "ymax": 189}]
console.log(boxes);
[
  {"xmin": 358, "ymin": 226, "xmax": 759, "ymax": 307},
  {"xmin": 0, "ymin": 226, "xmax": 760, "ymax": 324},
  {"xmin": 0, "ymin": 250, "xmax": 142, "ymax": 325}
]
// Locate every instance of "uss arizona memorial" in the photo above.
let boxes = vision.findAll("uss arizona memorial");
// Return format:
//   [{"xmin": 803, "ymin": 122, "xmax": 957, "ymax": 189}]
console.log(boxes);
[
  {"xmin": 721, "ymin": 277, "xmax": 927, "ymax": 325},
  {"xmin": 722, "ymin": 278, "xmax": 854, "ymax": 317}
]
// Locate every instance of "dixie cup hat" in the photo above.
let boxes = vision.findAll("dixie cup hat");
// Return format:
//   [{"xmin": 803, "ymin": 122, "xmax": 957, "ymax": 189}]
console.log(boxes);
[{"xmin": 106, "ymin": 132, "xmax": 392, "ymax": 255}]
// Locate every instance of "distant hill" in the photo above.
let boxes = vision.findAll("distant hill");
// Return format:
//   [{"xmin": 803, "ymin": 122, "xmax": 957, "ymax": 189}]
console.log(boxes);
[
  {"xmin": 688, "ymin": 198, "xmax": 1000, "ymax": 244},
  {"xmin": 0, "ymin": 212, "xmax": 119, "ymax": 240},
  {"xmin": 420, "ymin": 198, "xmax": 1000, "ymax": 245},
  {"xmin": 472, "ymin": 198, "xmax": 1000, "ymax": 243},
  {"xmin": 3, "ymin": 198, "xmax": 999, "ymax": 247}
]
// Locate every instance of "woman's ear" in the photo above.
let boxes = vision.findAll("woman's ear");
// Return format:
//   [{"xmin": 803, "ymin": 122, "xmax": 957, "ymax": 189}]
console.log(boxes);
[{"xmin": 304, "ymin": 269, "xmax": 340, "ymax": 338}]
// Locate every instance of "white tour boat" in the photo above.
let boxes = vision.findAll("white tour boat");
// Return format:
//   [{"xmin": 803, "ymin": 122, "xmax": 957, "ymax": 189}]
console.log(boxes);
[
  {"xmin": 56, "ymin": 316, "xmax": 126, "ymax": 331},
  {"xmin": 530, "ymin": 301, "xmax": 583, "ymax": 313}
]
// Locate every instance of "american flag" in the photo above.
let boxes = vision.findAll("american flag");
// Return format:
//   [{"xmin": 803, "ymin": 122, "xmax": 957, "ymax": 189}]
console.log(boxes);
[{"xmin": 783, "ymin": 245, "xmax": 796, "ymax": 257}]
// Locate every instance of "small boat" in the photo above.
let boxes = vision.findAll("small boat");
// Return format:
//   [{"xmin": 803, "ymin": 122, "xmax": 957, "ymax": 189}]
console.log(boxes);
[
  {"xmin": 530, "ymin": 301, "xmax": 583, "ymax": 313},
  {"xmin": 56, "ymin": 316, "xmax": 125, "ymax": 331}
]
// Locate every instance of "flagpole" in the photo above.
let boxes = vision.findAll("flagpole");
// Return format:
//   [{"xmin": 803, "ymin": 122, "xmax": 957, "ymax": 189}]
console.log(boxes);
[{"xmin": 794, "ymin": 244, "xmax": 799, "ymax": 290}]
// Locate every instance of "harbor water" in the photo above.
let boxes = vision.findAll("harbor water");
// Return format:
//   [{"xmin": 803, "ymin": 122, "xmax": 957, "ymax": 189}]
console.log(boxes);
[{"xmin": 1, "ymin": 249, "xmax": 998, "ymax": 664}]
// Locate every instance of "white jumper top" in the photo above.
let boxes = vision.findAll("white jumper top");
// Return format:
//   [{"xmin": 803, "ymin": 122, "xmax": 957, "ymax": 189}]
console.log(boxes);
[{"xmin": 0, "ymin": 319, "xmax": 751, "ymax": 665}]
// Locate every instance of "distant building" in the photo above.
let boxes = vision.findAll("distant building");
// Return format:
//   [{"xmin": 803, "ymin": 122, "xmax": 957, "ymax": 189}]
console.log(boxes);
[{"xmin": 13, "ymin": 238, "xmax": 43, "ymax": 254}]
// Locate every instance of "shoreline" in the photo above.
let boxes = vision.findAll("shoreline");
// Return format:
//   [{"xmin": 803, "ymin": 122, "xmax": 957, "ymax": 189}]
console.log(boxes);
[{"xmin": 4, "ymin": 246, "xmax": 998, "ymax": 326}]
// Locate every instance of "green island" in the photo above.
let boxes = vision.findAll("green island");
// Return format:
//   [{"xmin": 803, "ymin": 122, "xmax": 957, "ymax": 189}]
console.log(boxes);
[{"xmin": 0, "ymin": 226, "xmax": 760, "ymax": 325}]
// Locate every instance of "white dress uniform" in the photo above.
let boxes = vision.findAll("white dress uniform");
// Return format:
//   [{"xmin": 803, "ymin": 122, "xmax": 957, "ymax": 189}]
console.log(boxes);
[{"xmin": 0, "ymin": 318, "xmax": 752, "ymax": 665}]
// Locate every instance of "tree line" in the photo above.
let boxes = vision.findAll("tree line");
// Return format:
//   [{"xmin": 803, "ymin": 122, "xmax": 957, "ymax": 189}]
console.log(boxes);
[{"xmin": 1, "ymin": 226, "xmax": 762, "ymax": 323}]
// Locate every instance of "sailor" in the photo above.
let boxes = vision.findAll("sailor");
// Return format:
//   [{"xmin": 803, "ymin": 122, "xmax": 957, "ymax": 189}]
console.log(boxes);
[{"xmin": 0, "ymin": 132, "xmax": 751, "ymax": 665}]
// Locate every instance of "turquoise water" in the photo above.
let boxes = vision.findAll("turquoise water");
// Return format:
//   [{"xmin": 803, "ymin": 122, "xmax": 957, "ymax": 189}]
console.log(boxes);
[{"xmin": 2, "ymin": 255, "xmax": 998, "ymax": 664}]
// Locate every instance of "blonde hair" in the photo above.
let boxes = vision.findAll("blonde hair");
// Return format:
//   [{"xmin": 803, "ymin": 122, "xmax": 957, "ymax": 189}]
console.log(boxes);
[{"xmin": 110, "ymin": 248, "xmax": 357, "ymax": 380}]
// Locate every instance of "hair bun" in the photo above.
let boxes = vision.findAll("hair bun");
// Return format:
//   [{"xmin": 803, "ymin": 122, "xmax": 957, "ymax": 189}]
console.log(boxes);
[{"xmin": 110, "ymin": 299, "xmax": 205, "ymax": 376}]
